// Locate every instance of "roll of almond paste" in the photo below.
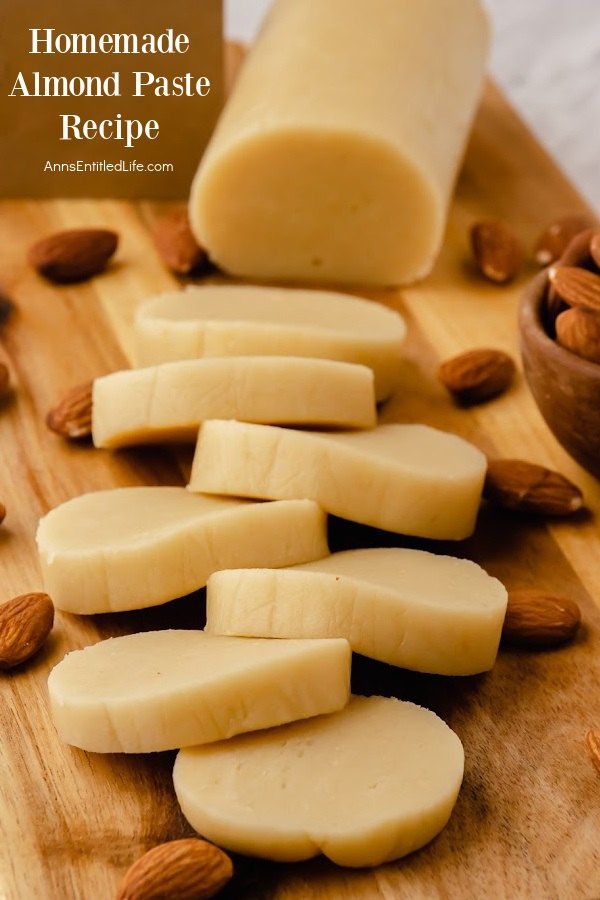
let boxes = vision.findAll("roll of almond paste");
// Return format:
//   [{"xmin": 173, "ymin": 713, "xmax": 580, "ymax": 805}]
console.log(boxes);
[{"xmin": 190, "ymin": 0, "xmax": 490, "ymax": 287}]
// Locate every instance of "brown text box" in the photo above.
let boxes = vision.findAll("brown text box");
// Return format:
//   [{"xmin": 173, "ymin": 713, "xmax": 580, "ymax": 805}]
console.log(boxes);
[{"xmin": 0, "ymin": 0, "xmax": 223, "ymax": 198}]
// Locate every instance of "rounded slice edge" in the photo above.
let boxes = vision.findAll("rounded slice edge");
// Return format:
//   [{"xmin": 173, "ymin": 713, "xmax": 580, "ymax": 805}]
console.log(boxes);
[
  {"xmin": 173, "ymin": 695, "xmax": 464, "ymax": 867},
  {"xmin": 36, "ymin": 489, "xmax": 328, "ymax": 614},
  {"xmin": 133, "ymin": 284, "xmax": 407, "ymax": 401},
  {"xmin": 206, "ymin": 547, "xmax": 508, "ymax": 675},
  {"xmin": 48, "ymin": 631, "xmax": 351, "ymax": 753}
]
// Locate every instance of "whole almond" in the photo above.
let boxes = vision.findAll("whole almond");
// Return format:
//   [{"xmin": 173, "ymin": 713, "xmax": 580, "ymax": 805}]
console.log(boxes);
[
  {"xmin": 556, "ymin": 307, "xmax": 600, "ymax": 363},
  {"xmin": 116, "ymin": 838, "xmax": 233, "ymax": 900},
  {"xmin": 484, "ymin": 459, "xmax": 584, "ymax": 515},
  {"xmin": 0, "ymin": 592, "xmax": 54, "ymax": 670},
  {"xmin": 591, "ymin": 232, "xmax": 600, "ymax": 269},
  {"xmin": 470, "ymin": 220, "xmax": 523, "ymax": 284},
  {"xmin": 555, "ymin": 227, "xmax": 600, "ymax": 269},
  {"xmin": 438, "ymin": 348, "xmax": 515, "ymax": 404},
  {"xmin": 549, "ymin": 266, "xmax": 600, "ymax": 312},
  {"xmin": 534, "ymin": 214, "xmax": 596, "ymax": 266},
  {"xmin": 28, "ymin": 228, "xmax": 118, "ymax": 283},
  {"xmin": 153, "ymin": 211, "xmax": 207, "ymax": 276},
  {"xmin": 46, "ymin": 381, "xmax": 93, "ymax": 439},
  {"xmin": 586, "ymin": 729, "xmax": 600, "ymax": 774},
  {"xmin": 502, "ymin": 589, "xmax": 581, "ymax": 647},
  {"xmin": 0, "ymin": 361, "xmax": 10, "ymax": 400},
  {"xmin": 544, "ymin": 228, "xmax": 600, "ymax": 331}
]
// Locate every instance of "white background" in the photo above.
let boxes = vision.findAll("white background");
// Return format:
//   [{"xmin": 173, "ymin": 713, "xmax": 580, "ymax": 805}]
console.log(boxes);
[{"xmin": 224, "ymin": 0, "xmax": 600, "ymax": 212}]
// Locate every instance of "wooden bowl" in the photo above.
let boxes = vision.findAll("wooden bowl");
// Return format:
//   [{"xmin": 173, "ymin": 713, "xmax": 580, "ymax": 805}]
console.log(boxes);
[{"xmin": 520, "ymin": 270, "xmax": 600, "ymax": 478}]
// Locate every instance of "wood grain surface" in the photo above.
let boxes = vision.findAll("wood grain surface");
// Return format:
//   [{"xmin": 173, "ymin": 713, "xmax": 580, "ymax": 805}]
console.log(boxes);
[{"xmin": 1, "ymin": 83, "xmax": 600, "ymax": 899}]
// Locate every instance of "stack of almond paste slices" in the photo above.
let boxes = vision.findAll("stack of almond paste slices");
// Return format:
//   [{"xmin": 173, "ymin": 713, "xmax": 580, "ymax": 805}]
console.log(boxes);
[{"xmin": 42, "ymin": 284, "xmax": 506, "ymax": 867}]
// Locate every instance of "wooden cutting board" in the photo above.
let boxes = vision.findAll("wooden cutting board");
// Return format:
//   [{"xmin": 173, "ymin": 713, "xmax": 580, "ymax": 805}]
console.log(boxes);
[{"xmin": 1, "ymin": 83, "xmax": 600, "ymax": 900}]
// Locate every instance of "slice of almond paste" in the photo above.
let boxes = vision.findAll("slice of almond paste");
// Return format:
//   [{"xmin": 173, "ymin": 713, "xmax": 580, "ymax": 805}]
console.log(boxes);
[
  {"xmin": 92, "ymin": 356, "xmax": 376, "ymax": 449},
  {"xmin": 134, "ymin": 285, "xmax": 406, "ymax": 401},
  {"xmin": 36, "ymin": 488, "xmax": 328, "ymax": 614},
  {"xmin": 206, "ymin": 548, "xmax": 507, "ymax": 675},
  {"xmin": 189, "ymin": 421, "xmax": 486, "ymax": 539},
  {"xmin": 48, "ymin": 631, "xmax": 350, "ymax": 753},
  {"xmin": 173, "ymin": 695, "xmax": 464, "ymax": 867}
]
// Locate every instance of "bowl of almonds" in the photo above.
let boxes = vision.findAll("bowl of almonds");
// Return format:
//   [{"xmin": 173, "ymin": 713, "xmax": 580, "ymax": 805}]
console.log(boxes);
[{"xmin": 520, "ymin": 225, "xmax": 600, "ymax": 477}]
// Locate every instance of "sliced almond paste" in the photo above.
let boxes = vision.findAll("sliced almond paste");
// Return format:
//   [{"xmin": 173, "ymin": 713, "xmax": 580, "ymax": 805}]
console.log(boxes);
[
  {"xmin": 92, "ymin": 355, "xmax": 376, "ymax": 449},
  {"xmin": 173, "ymin": 695, "xmax": 464, "ymax": 867},
  {"xmin": 134, "ymin": 284, "xmax": 406, "ymax": 401},
  {"xmin": 48, "ymin": 631, "xmax": 350, "ymax": 753},
  {"xmin": 36, "ymin": 488, "xmax": 328, "ymax": 613},
  {"xmin": 189, "ymin": 421, "xmax": 486, "ymax": 540},
  {"xmin": 206, "ymin": 547, "xmax": 507, "ymax": 675}
]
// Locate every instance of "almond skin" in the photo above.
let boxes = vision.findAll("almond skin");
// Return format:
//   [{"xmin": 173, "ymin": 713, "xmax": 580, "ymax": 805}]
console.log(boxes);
[
  {"xmin": 556, "ymin": 307, "xmax": 600, "ymax": 364},
  {"xmin": 549, "ymin": 266, "xmax": 600, "ymax": 312},
  {"xmin": 0, "ymin": 502, "xmax": 6, "ymax": 525},
  {"xmin": 555, "ymin": 227, "xmax": 600, "ymax": 269},
  {"xmin": 438, "ymin": 348, "xmax": 515, "ymax": 405},
  {"xmin": 502, "ymin": 589, "xmax": 581, "ymax": 647},
  {"xmin": 534, "ymin": 214, "xmax": 596, "ymax": 266},
  {"xmin": 470, "ymin": 220, "xmax": 523, "ymax": 284},
  {"xmin": 28, "ymin": 228, "xmax": 118, "ymax": 283},
  {"xmin": 586, "ymin": 729, "xmax": 600, "ymax": 774},
  {"xmin": 0, "ymin": 361, "xmax": 10, "ymax": 400},
  {"xmin": 590, "ymin": 232, "xmax": 600, "ymax": 269},
  {"xmin": 544, "ymin": 229, "xmax": 600, "ymax": 317},
  {"xmin": 46, "ymin": 381, "xmax": 93, "ymax": 439},
  {"xmin": 0, "ymin": 592, "xmax": 54, "ymax": 670},
  {"xmin": 483, "ymin": 459, "xmax": 584, "ymax": 516},
  {"xmin": 115, "ymin": 838, "xmax": 233, "ymax": 900},
  {"xmin": 153, "ymin": 211, "xmax": 207, "ymax": 276}
]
